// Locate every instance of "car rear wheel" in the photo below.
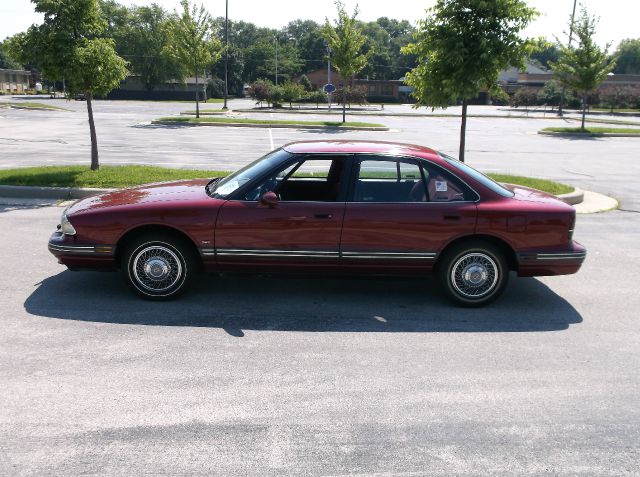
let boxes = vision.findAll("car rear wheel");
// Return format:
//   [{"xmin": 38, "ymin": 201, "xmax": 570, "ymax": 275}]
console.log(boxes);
[
  {"xmin": 121, "ymin": 234, "xmax": 196, "ymax": 300},
  {"xmin": 437, "ymin": 241, "xmax": 508, "ymax": 307}
]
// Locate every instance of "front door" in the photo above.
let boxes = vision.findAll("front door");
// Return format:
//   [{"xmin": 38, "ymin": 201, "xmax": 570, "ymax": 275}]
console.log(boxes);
[{"xmin": 214, "ymin": 155, "xmax": 350, "ymax": 271}]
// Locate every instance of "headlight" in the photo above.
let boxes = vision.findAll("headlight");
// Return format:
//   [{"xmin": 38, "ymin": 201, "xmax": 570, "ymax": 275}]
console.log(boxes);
[{"xmin": 60, "ymin": 211, "xmax": 76, "ymax": 235}]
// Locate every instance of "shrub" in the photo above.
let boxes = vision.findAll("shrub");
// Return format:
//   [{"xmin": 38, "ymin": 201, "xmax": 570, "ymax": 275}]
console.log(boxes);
[
  {"xmin": 281, "ymin": 81, "xmax": 305, "ymax": 108},
  {"xmin": 510, "ymin": 88, "xmax": 539, "ymax": 108},
  {"xmin": 490, "ymin": 88, "xmax": 509, "ymax": 105},
  {"xmin": 302, "ymin": 90, "xmax": 327, "ymax": 108},
  {"xmin": 334, "ymin": 85, "xmax": 367, "ymax": 106},
  {"xmin": 599, "ymin": 86, "xmax": 640, "ymax": 111},
  {"xmin": 206, "ymin": 77, "xmax": 226, "ymax": 98},
  {"xmin": 248, "ymin": 79, "xmax": 275, "ymax": 107},
  {"xmin": 299, "ymin": 74, "xmax": 314, "ymax": 92}
]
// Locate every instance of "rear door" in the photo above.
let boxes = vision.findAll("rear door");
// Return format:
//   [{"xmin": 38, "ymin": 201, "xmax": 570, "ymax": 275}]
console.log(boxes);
[{"xmin": 339, "ymin": 155, "xmax": 477, "ymax": 272}]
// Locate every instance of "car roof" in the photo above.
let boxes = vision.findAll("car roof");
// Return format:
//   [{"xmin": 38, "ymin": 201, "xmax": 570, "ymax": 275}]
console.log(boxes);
[{"xmin": 282, "ymin": 140, "xmax": 440, "ymax": 158}]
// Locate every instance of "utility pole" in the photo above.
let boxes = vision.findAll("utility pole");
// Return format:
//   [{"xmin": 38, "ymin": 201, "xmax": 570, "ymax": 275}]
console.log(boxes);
[
  {"xmin": 558, "ymin": 0, "xmax": 578, "ymax": 116},
  {"xmin": 222, "ymin": 0, "xmax": 229, "ymax": 109}
]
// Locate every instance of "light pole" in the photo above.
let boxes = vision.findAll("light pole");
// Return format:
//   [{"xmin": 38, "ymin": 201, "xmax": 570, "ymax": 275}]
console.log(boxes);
[
  {"xmin": 558, "ymin": 0, "xmax": 578, "ymax": 116},
  {"xmin": 274, "ymin": 36, "xmax": 279, "ymax": 85},
  {"xmin": 222, "ymin": 0, "xmax": 229, "ymax": 110},
  {"xmin": 326, "ymin": 44, "xmax": 332, "ymax": 111}
]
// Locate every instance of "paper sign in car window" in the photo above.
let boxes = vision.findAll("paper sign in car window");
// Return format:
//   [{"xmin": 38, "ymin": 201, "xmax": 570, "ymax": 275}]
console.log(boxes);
[{"xmin": 435, "ymin": 180, "xmax": 448, "ymax": 192}]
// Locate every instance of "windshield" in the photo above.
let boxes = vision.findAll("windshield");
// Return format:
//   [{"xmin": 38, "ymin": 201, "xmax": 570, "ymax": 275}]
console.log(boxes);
[
  {"xmin": 209, "ymin": 149, "xmax": 292, "ymax": 199},
  {"xmin": 438, "ymin": 152, "xmax": 514, "ymax": 198}
]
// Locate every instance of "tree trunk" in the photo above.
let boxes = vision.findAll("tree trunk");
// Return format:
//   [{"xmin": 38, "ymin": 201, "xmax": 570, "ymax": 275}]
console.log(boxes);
[
  {"xmin": 195, "ymin": 74, "xmax": 200, "ymax": 119},
  {"xmin": 581, "ymin": 94, "xmax": 586, "ymax": 130},
  {"xmin": 342, "ymin": 99, "xmax": 346, "ymax": 123},
  {"xmin": 459, "ymin": 99, "xmax": 468, "ymax": 163},
  {"xmin": 86, "ymin": 92, "xmax": 99, "ymax": 171}
]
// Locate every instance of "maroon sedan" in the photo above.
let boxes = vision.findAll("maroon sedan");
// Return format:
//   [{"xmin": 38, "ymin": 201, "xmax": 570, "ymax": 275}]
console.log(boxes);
[{"xmin": 48, "ymin": 141, "xmax": 585, "ymax": 306}]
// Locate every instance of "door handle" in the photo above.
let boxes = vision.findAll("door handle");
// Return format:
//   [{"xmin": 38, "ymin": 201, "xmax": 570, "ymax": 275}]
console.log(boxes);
[
  {"xmin": 443, "ymin": 215, "xmax": 461, "ymax": 221},
  {"xmin": 289, "ymin": 216, "xmax": 307, "ymax": 221},
  {"xmin": 314, "ymin": 213, "xmax": 333, "ymax": 219}
]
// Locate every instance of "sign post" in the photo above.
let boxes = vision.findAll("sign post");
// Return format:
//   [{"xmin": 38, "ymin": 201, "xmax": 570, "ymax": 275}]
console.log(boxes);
[{"xmin": 323, "ymin": 83, "xmax": 336, "ymax": 112}]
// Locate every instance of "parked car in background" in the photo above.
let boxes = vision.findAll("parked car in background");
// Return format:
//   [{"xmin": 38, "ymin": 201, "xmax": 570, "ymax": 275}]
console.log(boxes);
[{"xmin": 48, "ymin": 141, "xmax": 585, "ymax": 306}]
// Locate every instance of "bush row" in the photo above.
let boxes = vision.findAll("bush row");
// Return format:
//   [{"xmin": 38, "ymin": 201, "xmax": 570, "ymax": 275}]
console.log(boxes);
[{"xmin": 509, "ymin": 81, "xmax": 640, "ymax": 110}]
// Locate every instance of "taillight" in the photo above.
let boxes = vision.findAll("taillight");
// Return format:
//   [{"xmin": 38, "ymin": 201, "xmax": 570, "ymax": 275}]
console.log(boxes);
[{"xmin": 568, "ymin": 214, "xmax": 575, "ymax": 241}]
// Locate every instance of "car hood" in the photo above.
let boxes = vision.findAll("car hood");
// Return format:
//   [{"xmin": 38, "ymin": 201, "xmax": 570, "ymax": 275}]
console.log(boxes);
[{"xmin": 67, "ymin": 178, "xmax": 214, "ymax": 214}]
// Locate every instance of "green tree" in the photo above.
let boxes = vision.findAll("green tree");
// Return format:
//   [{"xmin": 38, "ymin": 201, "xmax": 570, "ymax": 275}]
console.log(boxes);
[
  {"xmin": 402, "ymin": 0, "xmax": 537, "ymax": 162},
  {"xmin": 283, "ymin": 20, "xmax": 325, "ymax": 75},
  {"xmin": 0, "ymin": 40, "xmax": 23, "ymax": 69},
  {"xmin": 9, "ymin": 0, "xmax": 127, "ymax": 170},
  {"xmin": 612, "ymin": 39, "xmax": 640, "ymax": 74},
  {"xmin": 119, "ymin": 5, "xmax": 182, "ymax": 91},
  {"xmin": 166, "ymin": 0, "xmax": 222, "ymax": 118},
  {"xmin": 551, "ymin": 8, "xmax": 615, "ymax": 129},
  {"xmin": 322, "ymin": 1, "xmax": 371, "ymax": 123},
  {"xmin": 529, "ymin": 38, "xmax": 559, "ymax": 69}
]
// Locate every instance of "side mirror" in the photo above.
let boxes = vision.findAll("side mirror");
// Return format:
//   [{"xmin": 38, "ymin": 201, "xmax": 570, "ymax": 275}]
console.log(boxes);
[{"xmin": 259, "ymin": 191, "xmax": 279, "ymax": 208}]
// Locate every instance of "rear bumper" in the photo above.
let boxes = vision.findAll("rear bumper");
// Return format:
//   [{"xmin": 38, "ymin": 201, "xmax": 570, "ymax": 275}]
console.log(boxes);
[
  {"xmin": 516, "ymin": 241, "xmax": 586, "ymax": 277},
  {"xmin": 48, "ymin": 232, "xmax": 117, "ymax": 270}
]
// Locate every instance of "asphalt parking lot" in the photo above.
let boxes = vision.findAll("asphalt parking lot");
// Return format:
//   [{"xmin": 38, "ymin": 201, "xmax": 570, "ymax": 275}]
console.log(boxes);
[
  {"xmin": 1, "ymin": 98, "xmax": 640, "ymax": 475},
  {"xmin": 2, "ymin": 97, "xmax": 640, "ymax": 210}
]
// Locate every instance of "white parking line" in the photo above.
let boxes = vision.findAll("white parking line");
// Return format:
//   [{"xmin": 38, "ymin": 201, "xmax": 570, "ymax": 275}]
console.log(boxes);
[{"xmin": 268, "ymin": 128, "xmax": 274, "ymax": 150}]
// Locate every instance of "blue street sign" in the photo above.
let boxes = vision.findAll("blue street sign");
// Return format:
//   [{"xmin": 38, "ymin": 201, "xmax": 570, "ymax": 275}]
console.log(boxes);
[{"xmin": 323, "ymin": 83, "xmax": 336, "ymax": 93}]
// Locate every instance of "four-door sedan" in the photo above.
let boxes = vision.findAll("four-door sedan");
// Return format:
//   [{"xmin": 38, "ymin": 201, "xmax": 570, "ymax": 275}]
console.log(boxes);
[{"xmin": 48, "ymin": 141, "xmax": 586, "ymax": 306}]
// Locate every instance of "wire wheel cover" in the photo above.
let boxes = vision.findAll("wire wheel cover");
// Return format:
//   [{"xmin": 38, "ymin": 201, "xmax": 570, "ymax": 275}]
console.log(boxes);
[
  {"xmin": 132, "ymin": 245, "xmax": 183, "ymax": 292},
  {"xmin": 451, "ymin": 252, "xmax": 499, "ymax": 298}
]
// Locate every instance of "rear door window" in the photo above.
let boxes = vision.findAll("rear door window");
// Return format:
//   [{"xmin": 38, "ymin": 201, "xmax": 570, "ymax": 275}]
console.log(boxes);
[{"xmin": 353, "ymin": 157, "xmax": 427, "ymax": 203}]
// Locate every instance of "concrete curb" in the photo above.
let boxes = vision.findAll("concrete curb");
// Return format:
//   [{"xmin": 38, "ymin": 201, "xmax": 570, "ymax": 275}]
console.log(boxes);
[
  {"xmin": 179, "ymin": 111, "xmax": 230, "ymax": 116},
  {"xmin": 151, "ymin": 120, "xmax": 389, "ymax": 131},
  {"xmin": 0, "ymin": 185, "xmax": 113, "ymax": 200},
  {"xmin": 538, "ymin": 130, "xmax": 640, "ymax": 138},
  {"xmin": 556, "ymin": 188, "xmax": 584, "ymax": 205}
]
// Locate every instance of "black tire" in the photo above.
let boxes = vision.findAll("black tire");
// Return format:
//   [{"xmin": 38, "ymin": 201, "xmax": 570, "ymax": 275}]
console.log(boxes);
[
  {"xmin": 121, "ymin": 233, "xmax": 196, "ymax": 300},
  {"xmin": 437, "ymin": 241, "xmax": 509, "ymax": 307}
]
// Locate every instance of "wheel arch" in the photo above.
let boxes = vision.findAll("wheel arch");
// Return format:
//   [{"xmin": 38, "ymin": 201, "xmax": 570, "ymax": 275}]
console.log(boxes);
[
  {"xmin": 115, "ymin": 224, "xmax": 202, "ymax": 269},
  {"xmin": 436, "ymin": 234, "xmax": 518, "ymax": 271}
]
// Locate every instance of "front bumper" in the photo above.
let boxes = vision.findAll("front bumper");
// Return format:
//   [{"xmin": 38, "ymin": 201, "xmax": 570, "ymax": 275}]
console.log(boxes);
[
  {"xmin": 48, "ymin": 232, "xmax": 117, "ymax": 270},
  {"xmin": 516, "ymin": 241, "xmax": 586, "ymax": 277}
]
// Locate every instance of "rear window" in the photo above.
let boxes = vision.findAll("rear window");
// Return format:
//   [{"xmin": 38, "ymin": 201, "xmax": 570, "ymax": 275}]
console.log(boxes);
[{"xmin": 438, "ymin": 152, "xmax": 514, "ymax": 198}]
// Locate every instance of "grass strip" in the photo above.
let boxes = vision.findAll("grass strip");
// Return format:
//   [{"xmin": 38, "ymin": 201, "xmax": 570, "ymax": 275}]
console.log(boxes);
[
  {"xmin": 543, "ymin": 126, "xmax": 640, "ymax": 134},
  {"xmin": 487, "ymin": 174, "xmax": 573, "ymax": 195},
  {"xmin": 0, "ymin": 102, "xmax": 69, "ymax": 111},
  {"xmin": 0, "ymin": 166, "xmax": 225, "ymax": 189},
  {"xmin": 156, "ymin": 116, "xmax": 385, "ymax": 128},
  {"xmin": 0, "ymin": 166, "xmax": 573, "ymax": 195}
]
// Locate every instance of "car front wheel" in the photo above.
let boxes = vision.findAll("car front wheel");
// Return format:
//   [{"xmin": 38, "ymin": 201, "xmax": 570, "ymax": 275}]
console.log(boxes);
[
  {"xmin": 121, "ymin": 234, "xmax": 196, "ymax": 300},
  {"xmin": 437, "ymin": 242, "xmax": 508, "ymax": 307}
]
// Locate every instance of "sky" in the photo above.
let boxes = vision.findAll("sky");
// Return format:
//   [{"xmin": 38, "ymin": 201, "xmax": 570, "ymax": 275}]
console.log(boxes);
[{"xmin": 1, "ymin": 0, "xmax": 638, "ymax": 50}]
